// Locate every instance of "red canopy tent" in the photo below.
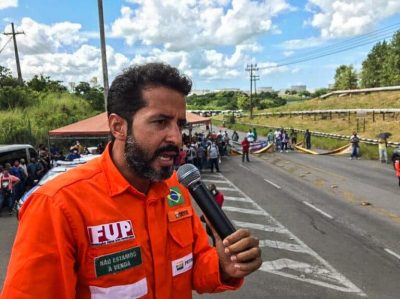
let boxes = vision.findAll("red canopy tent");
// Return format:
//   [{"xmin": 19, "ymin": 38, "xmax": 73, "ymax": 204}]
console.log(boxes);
[{"xmin": 48, "ymin": 112, "xmax": 211, "ymax": 138}]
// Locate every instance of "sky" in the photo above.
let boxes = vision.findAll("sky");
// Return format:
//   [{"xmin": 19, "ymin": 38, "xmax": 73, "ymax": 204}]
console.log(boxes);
[{"xmin": 0, "ymin": 0, "xmax": 400, "ymax": 92}]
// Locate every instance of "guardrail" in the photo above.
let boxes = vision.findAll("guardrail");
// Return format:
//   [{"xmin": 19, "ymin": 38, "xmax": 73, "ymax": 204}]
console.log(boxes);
[
  {"xmin": 320, "ymin": 85, "xmax": 400, "ymax": 99},
  {"xmin": 235, "ymin": 122, "xmax": 400, "ymax": 147},
  {"xmin": 249, "ymin": 108, "xmax": 400, "ymax": 117}
]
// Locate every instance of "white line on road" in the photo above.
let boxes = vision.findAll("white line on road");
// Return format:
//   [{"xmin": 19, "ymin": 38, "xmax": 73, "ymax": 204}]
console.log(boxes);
[
  {"xmin": 259, "ymin": 240, "xmax": 311, "ymax": 254},
  {"xmin": 232, "ymin": 220, "xmax": 288, "ymax": 234},
  {"xmin": 384, "ymin": 248, "xmax": 400, "ymax": 260},
  {"xmin": 224, "ymin": 196, "xmax": 252, "ymax": 203},
  {"xmin": 239, "ymin": 164, "xmax": 250, "ymax": 171},
  {"xmin": 217, "ymin": 187, "xmax": 237, "ymax": 191},
  {"xmin": 223, "ymin": 206, "xmax": 266, "ymax": 216},
  {"xmin": 264, "ymin": 178, "xmax": 281, "ymax": 189},
  {"xmin": 303, "ymin": 201, "xmax": 334, "ymax": 220},
  {"xmin": 214, "ymin": 174, "xmax": 365, "ymax": 296},
  {"xmin": 261, "ymin": 259, "xmax": 367, "ymax": 296},
  {"xmin": 202, "ymin": 179, "xmax": 231, "ymax": 184}
]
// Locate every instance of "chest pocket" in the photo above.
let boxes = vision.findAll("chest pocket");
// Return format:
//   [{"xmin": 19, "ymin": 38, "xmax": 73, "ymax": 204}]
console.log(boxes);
[{"xmin": 167, "ymin": 207, "xmax": 194, "ymax": 256}]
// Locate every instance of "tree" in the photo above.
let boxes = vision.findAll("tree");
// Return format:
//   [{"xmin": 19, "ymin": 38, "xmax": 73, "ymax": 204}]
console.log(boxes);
[
  {"xmin": 386, "ymin": 31, "xmax": 400, "ymax": 85},
  {"xmin": 27, "ymin": 75, "xmax": 67, "ymax": 93},
  {"xmin": 74, "ymin": 81, "xmax": 104, "ymax": 111},
  {"xmin": 360, "ymin": 41, "xmax": 390, "ymax": 88},
  {"xmin": 334, "ymin": 65, "xmax": 358, "ymax": 90},
  {"xmin": 0, "ymin": 65, "xmax": 19, "ymax": 88},
  {"xmin": 237, "ymin": 93, "xmax": 250, "ymax": 110}
]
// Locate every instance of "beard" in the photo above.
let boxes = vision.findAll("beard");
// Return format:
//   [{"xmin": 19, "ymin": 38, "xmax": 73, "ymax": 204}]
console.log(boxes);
[{"xmin": 124, "ymin": 135, "xmax": 179, "ymax": 181}]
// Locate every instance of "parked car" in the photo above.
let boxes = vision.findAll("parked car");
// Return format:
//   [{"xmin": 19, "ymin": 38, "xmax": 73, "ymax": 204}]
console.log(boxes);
[{"xmin": 16, "ymin": 154, "xmax": 100, "ymax": 218}]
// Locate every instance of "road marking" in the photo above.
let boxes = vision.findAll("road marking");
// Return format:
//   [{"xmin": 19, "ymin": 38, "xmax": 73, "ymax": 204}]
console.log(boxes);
[
  {"xmin": 384, "ymin": 248, "xmax": 400, "ymax": 260},
  {"xmin": 264, "ymin": 178, "xmax": 281, "ymax": 189},
  {"xmin": 260, "ymin": 240, "xmax": 311, "ymax": 254},
  {"xmin": 233, "ymin": 220, "xmax": 288, "ymax": 234},
  {"xmin": 239, "ymin": 164, "xmax": 250, "ymax": 171},
  {"xmin": 261, "ymin": 259, "xmax": 366, "ymax": 296},
  {"xmin": 224, "ymin": 196, "xmax": 253, "ymax": 203},
  {"xmin": 216, "ymin": 174, "xmax": 365, "ymax": 296},
  {"xmin": 217, "ymin": 186, "xmax": 237, "ymax": 191},
  {"xmin": 223, "ymin": 206, "xmax": 266, "ymax": 216},
  {"xmin": 202, "ymin": 179, "xmax": 231, "ymax": 184},
  {"xmin": 303, "ymin": 201, "xmax": 334, "ymax": 220}
]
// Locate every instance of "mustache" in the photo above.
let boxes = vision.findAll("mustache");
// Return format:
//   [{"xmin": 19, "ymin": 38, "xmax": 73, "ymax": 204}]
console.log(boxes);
[{"xmin": 153, "ymin": 144, "xmax": 180, "ymax": 158}]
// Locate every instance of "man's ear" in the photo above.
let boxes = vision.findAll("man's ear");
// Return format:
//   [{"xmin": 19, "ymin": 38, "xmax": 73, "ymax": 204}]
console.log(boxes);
[{"xmin": 108, "ymin": 113, "xmax": 128, "ymax": 141}]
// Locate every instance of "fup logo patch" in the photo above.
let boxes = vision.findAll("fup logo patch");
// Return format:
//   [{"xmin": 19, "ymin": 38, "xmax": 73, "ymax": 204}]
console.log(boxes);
[{"xmin": 88, "ymin": 220, "xmax": 135, "ymax": 246}]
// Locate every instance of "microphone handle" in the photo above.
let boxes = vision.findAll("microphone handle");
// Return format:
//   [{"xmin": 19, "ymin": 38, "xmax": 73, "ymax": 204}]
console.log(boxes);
[{"xmin": 189, "ymin": 181, "xmax": 236, "ymax": 239}]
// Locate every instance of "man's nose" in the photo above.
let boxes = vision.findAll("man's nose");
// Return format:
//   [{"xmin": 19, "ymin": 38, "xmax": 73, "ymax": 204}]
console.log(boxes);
[{"xmin": 166, "ymin": 123, "xmax": 182, "ymax": 145}]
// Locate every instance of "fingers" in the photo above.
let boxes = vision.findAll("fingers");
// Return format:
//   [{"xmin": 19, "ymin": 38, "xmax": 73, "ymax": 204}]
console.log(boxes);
[
  {"xmin": 223, "ymin": 229, "xmax": 258, "ymax": 255},
  {"xmin": 222, "ymin": 228, "xmax": 262, "ymax": 272}
]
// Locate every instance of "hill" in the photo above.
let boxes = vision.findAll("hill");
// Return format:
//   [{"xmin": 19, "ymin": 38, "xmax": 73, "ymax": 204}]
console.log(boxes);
[
  {"xmin": 227, "ymin": 90, "xmax": 400, "ymax": 143},
  {"xmin": 268, "ymin": 90, "xmax": 400, "ymax": 112}
]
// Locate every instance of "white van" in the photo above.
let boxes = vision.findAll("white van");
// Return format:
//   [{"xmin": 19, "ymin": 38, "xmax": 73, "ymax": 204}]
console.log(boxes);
[{"xmin": 0, "ymin": 144, "xmax": 38, "ymax": 166}]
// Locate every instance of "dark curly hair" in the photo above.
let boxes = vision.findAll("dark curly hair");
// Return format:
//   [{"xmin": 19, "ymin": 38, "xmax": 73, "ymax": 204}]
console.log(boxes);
[{"xmin": 107, "ymin": 62, "xmax": 192, "ymax": 137}]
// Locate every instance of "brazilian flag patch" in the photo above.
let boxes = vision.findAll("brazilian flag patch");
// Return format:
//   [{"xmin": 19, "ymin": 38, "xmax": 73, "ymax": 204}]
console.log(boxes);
[{"xmin": 167, "ymin": 187, "xmax": 184, "ymax": 207}]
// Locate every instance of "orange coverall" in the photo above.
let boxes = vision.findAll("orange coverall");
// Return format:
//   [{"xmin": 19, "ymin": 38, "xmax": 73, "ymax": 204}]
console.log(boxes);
[{"xmin": 1, "ymin": 144, "xmax": 242, "ymax": 298}]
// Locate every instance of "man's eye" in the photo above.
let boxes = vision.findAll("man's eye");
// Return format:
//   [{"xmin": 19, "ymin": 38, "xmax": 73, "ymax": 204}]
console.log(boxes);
[{"xmin": 155, "ymin": 119, "xmax": 167, "ymax": 125}]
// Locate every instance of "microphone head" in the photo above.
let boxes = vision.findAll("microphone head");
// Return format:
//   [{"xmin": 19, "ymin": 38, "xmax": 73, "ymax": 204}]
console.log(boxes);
[{"xmin": 177, "ymin": 164, "xmax": 201, "ymax": 188}]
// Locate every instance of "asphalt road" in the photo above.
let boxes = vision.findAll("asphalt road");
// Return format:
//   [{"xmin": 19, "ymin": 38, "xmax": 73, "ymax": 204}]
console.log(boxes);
[{"xmin": 1, "ymin": 149, "xmax": 400, "ymax": 298}]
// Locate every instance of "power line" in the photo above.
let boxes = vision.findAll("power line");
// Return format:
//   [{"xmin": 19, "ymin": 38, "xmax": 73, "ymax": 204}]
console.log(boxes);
[
  {"xmin": 260, "ymin": 23, "xmax": 400, "ymax": 70},
  {"xmin": 0, "ymin": 36, "xmax": 12, "ymax": 54},
  {"xmin": 275, "ymin": 22, "xmax": 400, "ymax": 64}
]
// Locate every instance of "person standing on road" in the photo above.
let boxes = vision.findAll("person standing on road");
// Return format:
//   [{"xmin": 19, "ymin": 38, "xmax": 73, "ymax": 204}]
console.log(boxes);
[
  {"xmin": 1, "ymin": 63, "xmax": 261, "ymax": 298},
  {"xmin": 304, "ymin": 129, "xmax": 311, "ymax": 149},
  {"xmin": 241, "ymin": 137, "xmax": 250, "ymax": 162},
  {"xmin": 207, "ymin": 141, "xmax": 221, "ymax": 173},
  {"xmin": 350, "ymin": 131, "xmax": 360, "ymax": 160},
  {"xmin": 231, "ymin": 130, "xmax": 239, "ymax": 142},
  {"xmin": 378, "ymin": 137, "xmax": 388, "ymax": 163},
  {"xmin": 394, "ymin": 158, "xmax": 400, "ymax": 187}
]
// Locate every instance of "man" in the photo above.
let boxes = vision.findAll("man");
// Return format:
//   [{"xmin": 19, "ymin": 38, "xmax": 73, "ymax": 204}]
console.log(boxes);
[
  {"xmin": 1, "ymin": 63, "xmax": 261, "ymax": 298},
  {"xmin": 207, "ymin": 141, "xmax": 220, "ymax": 172},
  {"xmin": 350, "ymin": 131, "xmax": 360, "ymax": 160},
  {"xmin": 304, "ymin": 129, "xmax": 311, "ymax": 150},
  {"xmin": 0, "ymin": 169, "xmax": 20, "ymax": 216},
  {"xmin": 241, "ymin": 137, "xmax": 250, "ymax": 162},
  {"xmin": 378, "ymin": 136, "xmax": 388, "ymax": 163},
  {"xmin": 246, "ymin": 129, "xmax": 255, "ymax": 143}
]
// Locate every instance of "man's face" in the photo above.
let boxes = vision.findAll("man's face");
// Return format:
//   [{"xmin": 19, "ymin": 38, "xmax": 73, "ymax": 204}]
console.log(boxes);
[{"xmin": 124, "ymin": 86, "xmax": 186, "ymax": 181}]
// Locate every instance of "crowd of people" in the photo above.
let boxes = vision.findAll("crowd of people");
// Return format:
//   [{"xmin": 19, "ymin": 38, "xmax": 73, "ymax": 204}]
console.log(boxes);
[
  {"xmin": 0, "ymin": 148, "xmax": 51, "ymax": 216},
  {"xmin": 0, "ymin": 141, "xmax": 106, "ymax": 216},
  {"xmin": 176, "ymin": 130, "xmax": 232, "ymax": 173}
]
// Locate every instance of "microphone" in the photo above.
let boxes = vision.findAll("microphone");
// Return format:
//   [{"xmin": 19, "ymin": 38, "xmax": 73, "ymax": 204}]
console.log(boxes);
[{"xmin": 177, "ymin": 164, "xmax": 236, "ymax": 239}]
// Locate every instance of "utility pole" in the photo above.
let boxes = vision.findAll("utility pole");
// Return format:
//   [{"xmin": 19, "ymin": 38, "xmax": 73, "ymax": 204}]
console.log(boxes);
[
  {"xmin": 97, "ymin": 0, "xmax": 109, "ymax": 111},
  {"xmin": 4, "ymin": 22, "xmax": 24, "ymax": 85},
  {"xmin": 245, "ymin": 64, "xmax": 259, "ymax": 119},
  {"xmin": 252, "ymin": 74, "xmax": 260, "ymax": 95}
]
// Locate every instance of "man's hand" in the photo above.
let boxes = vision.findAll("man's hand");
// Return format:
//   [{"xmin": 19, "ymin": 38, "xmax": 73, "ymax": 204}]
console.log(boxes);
[{"xmin": 215, "ymin": 228, "xmax": 262, "ymax": 281}]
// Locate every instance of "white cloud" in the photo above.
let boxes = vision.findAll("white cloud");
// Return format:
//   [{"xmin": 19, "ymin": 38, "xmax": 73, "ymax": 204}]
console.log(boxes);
[
  {"xmin": 1, "ymin": 18, "xmax": 88, "ymax": 56},
  {"xmin": 0, "ymin": 0, "xmax": 17, "ymax": 10},
  {"xmin": 111, "ymin": 0, "xmax": 293, "ymax": 50},
  {"xmin": 128, "ymin": 42, "xmax": 262, "ymax": 81},
  {"xmin": 306, "ymin": 0, "xmax": 400, "ymax": 38},
  {"xmin": 281, "ymin": 36, "xmax": 325, "ymax": 50}
]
